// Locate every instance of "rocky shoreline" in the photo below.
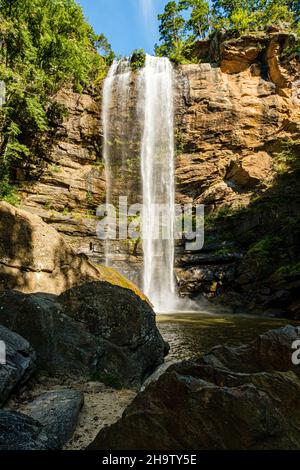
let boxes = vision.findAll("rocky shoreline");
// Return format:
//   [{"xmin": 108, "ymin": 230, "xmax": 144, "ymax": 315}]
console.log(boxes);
[{"xmin": 0, "ymin": 202, "xmax": 166, "ymax": 449}]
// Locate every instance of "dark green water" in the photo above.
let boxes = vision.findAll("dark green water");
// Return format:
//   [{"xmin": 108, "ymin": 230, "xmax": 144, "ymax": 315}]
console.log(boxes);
[{"xmin": 157, "ymin": 312, "xmax": 297, "ymax": 363}]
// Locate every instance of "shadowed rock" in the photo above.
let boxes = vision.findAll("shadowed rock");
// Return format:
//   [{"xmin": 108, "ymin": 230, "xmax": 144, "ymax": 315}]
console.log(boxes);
[
  {"xmin": 26, "ymin": 389, "xmax": 84, "ymax": 448},
  {"xmin": 0, "ymin": 325, "xmax": 36, "ymax": 406},
  {"xmin": 88, "ymin": 326, "xmax": 300, "ymax": 450},
  {"xmin": 0, "ymin": 287, "xmax": 167, "ymax": 388},
  {"xmin": 0, "ymin": 201, "xmax": 147, "ymax": 301},
  {"xmin": 0, "ymin": 411, "xmax": 58, "ymax": 450}
]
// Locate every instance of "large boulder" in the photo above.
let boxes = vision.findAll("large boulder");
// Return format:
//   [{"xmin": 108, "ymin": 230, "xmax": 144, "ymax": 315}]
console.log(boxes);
[
  {"xmin": 0, "ymin": 325, "xmax": 36, "ymax": 406},
  {"xmin": 0, "ymin": 288, "xmax": 167, "ymax": 388},
  {"xmin": 0, "ymin": 201, "xmax": 146, "ymax": 301},
  {"xmin": 25, "ymin": 389, "xmax": 84, "ymax": 448},
  {"xmin": 59, "ymin": 282, "xmax": 168, "ymax": 387},
  {"xmin": 59, "ymin": 280, "xmax": 167, "ymax": 347},
  {"xmin": 0, "ymin": 290, "xmax": 102, "ymax": 377},
  {"xmin": 89, "ymin": 326, "xmax": 300, "ymax": 450},
  {"xmin": 202, "ymin": 325, "xmax": 300, "ymax": 376},
  {"xmin": 0, "ymin": 410, "xmax": 58, "ymax": 450}
]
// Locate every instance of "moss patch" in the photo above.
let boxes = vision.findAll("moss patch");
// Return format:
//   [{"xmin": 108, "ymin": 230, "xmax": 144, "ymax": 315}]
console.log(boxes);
[{"xmin": 93, "ymin": 264, "xmax": 149, "ymax": 304}]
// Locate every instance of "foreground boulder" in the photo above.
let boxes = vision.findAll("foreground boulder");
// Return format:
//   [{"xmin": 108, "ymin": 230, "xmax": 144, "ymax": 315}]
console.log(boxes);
[
  {"xmin": 89, "ymin": 326, "xmax": 300, "ymax": 450},
  {"xmin": 0, "ymin": 290, "xmax": 101, "ymax": 377},
  {"xmin": 59, "ymin": 282, "xmax": 169, "ymax": 385},
  {"xmin": 0, "ymin": 410, "xmax": 58, "ymax": 450},
  {"xmin": 26, "ymin": 390, "xmax": 84, "ymax": 448},
  {"xmin": 0, "ymin": 288, "xmax": 167, "ymax": 388},
  {"xmin": 0, "ymin": 325, "xmax": 36, "ymax": 406}
]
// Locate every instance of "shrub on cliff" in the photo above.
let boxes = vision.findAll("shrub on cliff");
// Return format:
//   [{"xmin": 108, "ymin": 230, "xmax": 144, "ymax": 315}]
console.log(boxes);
[{"xmin": 130, "ymin": 49, "xmax": 146, "ymax": 70}]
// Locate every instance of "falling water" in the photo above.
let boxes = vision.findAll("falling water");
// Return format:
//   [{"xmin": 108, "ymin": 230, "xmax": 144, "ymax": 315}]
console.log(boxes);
[
  {"xmin": 102, "ymin": 55, "xmax": 179, "ymax": 312},
  {"xmin": 102, "ymin": 59, "xmax": 131, "ymax": 266},
  {"xmin": 139, "ymin": 56, "xmax": 176, "ymax": 312}
]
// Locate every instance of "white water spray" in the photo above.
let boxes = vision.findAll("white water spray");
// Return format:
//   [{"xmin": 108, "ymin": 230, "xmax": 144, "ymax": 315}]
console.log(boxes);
[
  {"xmin": 139, "ymin": 55, "xmax": 177, "ymax": 312},
  {"xmin": 102, "ymin": 55, "xmax": 183, "ymax": 312},
  {"xmin": 102, "ymin": 60, "xmax": 131, "ymax": 266}
]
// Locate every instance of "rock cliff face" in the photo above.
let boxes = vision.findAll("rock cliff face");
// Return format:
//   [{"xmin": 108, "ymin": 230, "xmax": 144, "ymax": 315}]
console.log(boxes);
[
  {"xmin": 174, "ymin": 31, "xmax": 300, "ymax": 315},
  {"xmin": 17, "ymin": 88, "xmax": 105, "ymax": 256},
  {"xmin": 13, "ymin": 30, "xmax": 300, "ymax": 315},
  {"xmin": 175, "ymin": 31, "xmax": 299, "ymax": 209}
]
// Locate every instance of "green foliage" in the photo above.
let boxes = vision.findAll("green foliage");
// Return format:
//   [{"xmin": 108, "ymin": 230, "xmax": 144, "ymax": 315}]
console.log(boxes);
[
  {"xmin": 47, "ymin": 102, "xmax": 69, "ymax": 127},
  {"xmin": 155, "ymin": 1, "xmax": 187, "ymax": 60},
  {"xmin": 130, "ymin": 49, "xmax": 146, "ymax": 70},
  {"xmin": 86, "ymin": 191, "xmax": 94, "ymax": 207},
  {"xmin": 62, "ymin": 206, "xmax": 71, "ymax": 216},
  {"xmin": 212, "ymin": 0, "xmax": 296, "ymax": 31},
  {"xmin": 0, "ymin": 0, "xmax": 114, "ymax": 200},
  {"xmin": 273, "ymin": 141, "xmax": 300, "ymax": 174},
  {"xmin": 276, "ymin": 261, "xmax": 300, "ymax": 276},
  {"xmin": 156, "ymin": 0, "xmax": 299, "ymax": 62},
  {"xmin": 215, "ymin": 245, "xmax": 234, "ymax": 255},
  {"xmin": 247, "ymin": 235, "xmax": 282, "ymax": 259},
  {"xmin": 90, "ymin": 370, "xmax": 122, "ymax": 389},
  {"xmin": 0, "ymin": 180, "xmax": 20, "ymax": 206},
  {"xmin": 281, "ymin": 26, "xmax": 300, "ymax": 58},
  {"xmin": 183, "ymin": 0, "xmax": 211, "ymax": 38}
]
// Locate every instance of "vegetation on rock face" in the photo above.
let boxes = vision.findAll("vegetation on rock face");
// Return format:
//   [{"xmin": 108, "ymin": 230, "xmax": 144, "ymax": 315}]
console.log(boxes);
[
  {"xmin": 0, "ymin": 0, "xmax": 114, "ymax": 203},
  {"xmin": 130, "ymin": 49, "xmax": 146, "ymax": 70},
  {"xmin": 156, "ymin": 0, "xmax": 300, "ymax": 62}
]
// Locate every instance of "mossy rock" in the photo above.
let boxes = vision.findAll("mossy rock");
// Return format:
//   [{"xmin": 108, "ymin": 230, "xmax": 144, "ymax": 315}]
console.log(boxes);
[{"xmin": 93, "ymin": 264, "xmax": 149, "ymax": 303}]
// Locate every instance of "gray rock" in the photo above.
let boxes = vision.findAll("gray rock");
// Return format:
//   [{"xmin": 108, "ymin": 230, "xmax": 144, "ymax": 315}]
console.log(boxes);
[
  {"xmin": 0, "ymin": 410, "xmax": 58, "ymax": 450},
  {"xmin": 0, "ymin": 290, "xmax": 103, "ymax": 378},
  {"xmin": 0, "ymin": 325, "xmax": 36, "ymax": 406},
  {"xmin": 27, "ymin": 389, "xmax": 84, "ymax": 447},
  {"xmin": 59, "ymin": 282, "xmax": 169, "ymax": 388},
  {"xmin": 202, "ymin": 324, "xmax": 300, "ymax": 377},
  {"xmin": 0, "ymin": 286, "xmax": 168, "ymax": 388}
]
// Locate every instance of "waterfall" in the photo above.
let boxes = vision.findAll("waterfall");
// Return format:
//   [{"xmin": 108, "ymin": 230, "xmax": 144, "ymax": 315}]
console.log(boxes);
[
  {"xmin": 102, "ymin": 55, "xmax": 178, "ymax": 312},
  {"xmin": 102, "ymin": 59, "xmax": 131, "ymax": 266},
  {"xmin": 139, "ymin": 56, "xmax": 176, "ymax": 312}
]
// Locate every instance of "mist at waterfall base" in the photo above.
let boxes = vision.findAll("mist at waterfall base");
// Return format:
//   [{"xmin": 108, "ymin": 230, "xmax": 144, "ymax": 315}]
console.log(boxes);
[{"xmin": 102, "ymin": 55, "xmax": 202, "ymax": 314}]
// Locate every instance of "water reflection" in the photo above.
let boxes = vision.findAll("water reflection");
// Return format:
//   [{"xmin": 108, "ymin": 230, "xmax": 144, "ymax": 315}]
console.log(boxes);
[{"xmin": 157, "ymin": 312, "xmax": 298, "ymax": 363}]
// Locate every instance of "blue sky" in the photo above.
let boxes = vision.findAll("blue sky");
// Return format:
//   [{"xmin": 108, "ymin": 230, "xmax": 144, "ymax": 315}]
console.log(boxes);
[{"xmin": 77, "ymin": 0, "xmax": 169, "ymax": 56}]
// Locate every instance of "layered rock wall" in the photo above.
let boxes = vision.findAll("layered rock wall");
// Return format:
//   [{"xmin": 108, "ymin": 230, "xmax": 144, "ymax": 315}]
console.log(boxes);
[{"xmin": 12, "ymin": 30, "xmax": 300, "ymax": 314}]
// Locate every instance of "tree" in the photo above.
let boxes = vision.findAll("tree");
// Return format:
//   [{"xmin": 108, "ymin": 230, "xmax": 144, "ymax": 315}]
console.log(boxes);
[
  {"xmin": 211, "ymin": 0, "xmax": 297, "ymax": 30},
  {"xmin": 0, "ymin": 0, "xmax": 113, "ymax": 202},
  {"xmin": 155, "ymin": 1, "xmax": 187, "ymax": 59},
  {"xmin": 182, "ymin": 0, "xmax": 211, "ymax": 39},
  {"xmin": 97, "ymin": 33, "xmax": 115, "ymax": 65}
]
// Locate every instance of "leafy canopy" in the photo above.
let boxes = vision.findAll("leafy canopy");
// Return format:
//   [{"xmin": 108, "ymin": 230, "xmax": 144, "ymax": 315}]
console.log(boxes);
[
  {"xmin": 0, "ymin": 0, "xmax": 114, "ymax": 202},
  {"xmin": 156, "ymin": 0, "xmax": 299, "ymax": 62}
]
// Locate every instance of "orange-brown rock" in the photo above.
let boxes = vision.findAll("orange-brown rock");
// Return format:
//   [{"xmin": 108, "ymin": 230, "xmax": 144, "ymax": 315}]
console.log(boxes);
[
  {"xmin": 175, "ymin": 31, "xmax": 300, "ymax": 212},
  {"xmin": 0, "ymin": 201, "xmax": 146, "ymax": 300}
]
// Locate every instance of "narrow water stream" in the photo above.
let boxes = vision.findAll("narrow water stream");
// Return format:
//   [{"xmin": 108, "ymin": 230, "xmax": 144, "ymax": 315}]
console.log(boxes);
[{"xmin": 157, "ymin": 313, "xmax": 296, "ymax": 362}]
